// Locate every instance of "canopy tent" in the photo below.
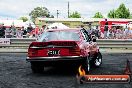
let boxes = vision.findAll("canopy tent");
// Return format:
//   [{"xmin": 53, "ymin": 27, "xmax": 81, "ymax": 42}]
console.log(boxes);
[
  {"xmin": 23, "ymin": 21, "xmax": 36, "ymax": 28},
  {"xmin": 100, "ymin": 21, "xmax": 129, "ymax": 33},
  {"xmin": 0, "ymin": 20, "xmax": 36, "ymax": 28},
  {"xmin": 48, "ymin": 23, "xmax": 69, "ymax": 29},
  {"xmin": 0, "ymin": 20, "xmax": 24, "ymax": 27}
]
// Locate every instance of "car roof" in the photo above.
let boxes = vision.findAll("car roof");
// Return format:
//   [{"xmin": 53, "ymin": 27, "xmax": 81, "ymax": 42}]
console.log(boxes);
[{"xmin": 45, "ymin": 28, "xmax": 82, "ymax": 32}]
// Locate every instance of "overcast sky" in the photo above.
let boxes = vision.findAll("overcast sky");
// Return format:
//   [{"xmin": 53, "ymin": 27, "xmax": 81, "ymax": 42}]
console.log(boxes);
[{"xmin": 0, "ymin": 0, "xmax": 131, "ymax": 19}]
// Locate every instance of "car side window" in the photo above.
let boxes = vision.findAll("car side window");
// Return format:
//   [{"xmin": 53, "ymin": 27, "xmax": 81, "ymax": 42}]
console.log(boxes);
[
  {"xmin": 81, "ymin": 29, "xmax": 90, "ymax": 42},
  {"xmin": 81, "ymin": 30, "xmax": 86, "ymax": 41}
]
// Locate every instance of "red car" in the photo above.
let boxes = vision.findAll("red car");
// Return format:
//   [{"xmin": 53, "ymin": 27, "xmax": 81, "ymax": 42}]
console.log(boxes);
[{"xmin": 26, "ymin": 28, "xmax": 102, "ymax": 73}]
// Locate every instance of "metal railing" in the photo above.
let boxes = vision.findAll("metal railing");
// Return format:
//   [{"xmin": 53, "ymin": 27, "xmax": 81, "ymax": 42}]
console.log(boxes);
[{"xmin": 0, "ymin": 38, "xmax": 132, "ymax": 53}]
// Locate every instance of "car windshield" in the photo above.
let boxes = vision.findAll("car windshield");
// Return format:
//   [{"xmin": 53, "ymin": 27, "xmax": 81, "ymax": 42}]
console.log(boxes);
[{"xmin": 38, "ymin": 31, "xmax": 80, "ymax": 42}]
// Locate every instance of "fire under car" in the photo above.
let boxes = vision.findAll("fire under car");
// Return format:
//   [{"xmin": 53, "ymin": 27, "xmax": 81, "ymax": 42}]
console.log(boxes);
[{"xmin": 26, "ymin": 28, "xmax": 102, "ymax": 73}]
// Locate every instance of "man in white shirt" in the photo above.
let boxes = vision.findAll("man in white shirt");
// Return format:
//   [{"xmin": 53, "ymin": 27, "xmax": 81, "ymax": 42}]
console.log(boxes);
[{"xmin": 16, "ymin": 28, "xmax": 24, "ymax": 38}]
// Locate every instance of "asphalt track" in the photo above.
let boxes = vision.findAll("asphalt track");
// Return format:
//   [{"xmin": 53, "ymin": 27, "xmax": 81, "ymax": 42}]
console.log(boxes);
[{"xmin": 0, "ymin": 53, "xmax": 132, "ymax": 88}]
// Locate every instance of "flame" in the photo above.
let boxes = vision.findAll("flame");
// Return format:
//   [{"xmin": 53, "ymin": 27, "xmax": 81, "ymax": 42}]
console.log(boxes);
[{"xmin": 78, "ymin": 65, "xmax": 86, "ymax": 76}]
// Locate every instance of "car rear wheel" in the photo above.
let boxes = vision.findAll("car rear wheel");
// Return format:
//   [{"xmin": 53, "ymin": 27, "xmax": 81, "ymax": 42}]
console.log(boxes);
[
  {"xmin": 93, "ymin": 52, "xmax": 102, "ymax": 67},
  {"xmin": 31, "ymin": 62, "xmax": 44, "ymax": 73}
]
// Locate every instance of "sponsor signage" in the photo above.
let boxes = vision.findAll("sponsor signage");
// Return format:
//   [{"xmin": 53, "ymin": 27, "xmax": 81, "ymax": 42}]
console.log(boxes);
[
  {"xmin": 77, "ymin": 60, "xmax": 131, "ymax": 84},
  {"xmin": 0, "ymin": 38, "xmax": 10, "ymax": 45},
  {"xmin": 77, "ymin": 75, "xmax": 130, "ymax": 83}
]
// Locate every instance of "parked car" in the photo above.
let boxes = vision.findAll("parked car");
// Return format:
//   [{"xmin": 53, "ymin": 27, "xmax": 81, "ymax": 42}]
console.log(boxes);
[{"xmin": 26, "ymin": 28, "xmax": 102, "ymax": 73}]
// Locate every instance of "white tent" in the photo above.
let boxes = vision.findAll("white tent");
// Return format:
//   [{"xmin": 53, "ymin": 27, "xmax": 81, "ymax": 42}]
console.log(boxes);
[
  {"xmin": 0, "ymin": 20, "xmax": 24, "ymax": 27},
  {"xmin": 48, "ymin": 23, "xmax": 69, "ymax": 29},
  {"xmin": 23, "ymin": 21, "xmax": 36, "ymax": 28}
]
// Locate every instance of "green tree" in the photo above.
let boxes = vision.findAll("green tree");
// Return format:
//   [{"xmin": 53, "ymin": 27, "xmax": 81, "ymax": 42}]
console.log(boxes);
[
  {"xmin": 108, "ymin": 3, "xmax": 130, "ymax": 18},
  {"xmin": 116, "ymin": 3, "xmax": 130, "ymax": 18},
  {"xmin": 19, "ymin": 16, "xmax": 28, "ymax": 22},
  {"xmin": 69, "ymin": 11, "xmax": 81, "ymax": 18},
  {"xmin": 93, "ymin": 12, "xmax": 103, "ymax": 18},
  {"xmin": 108, "ymin": 9, "xmax": 116, "ymax": 18},
  {"xmin": 29, "ymin": 7, "xmax": 53, "ymax": 23}
]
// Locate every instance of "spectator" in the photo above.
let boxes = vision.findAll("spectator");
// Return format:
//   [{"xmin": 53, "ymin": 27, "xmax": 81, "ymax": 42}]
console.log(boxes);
[
  {"xmin": 10, "ymin": 25, "xmax": 16, "ymax": 38},
  {"xmin": 87, "ymin": 24, "xmax": 92, "ymax": 35},
  {"xmin": 124, "ymin": 26, "xmax": 131, "ymax": 38},
  {"xmin": 112, "ymin": 27, "xmax": 117, "ymax": 39},
  {"xmin": 21, "ymin": 26, "xmax": 27, "ymax": 38},
  {"xmin": 0, "ymin": 23, "xmax": 6, "ymax": 38},
  {"xmin": 16, "ymin": 28, "xmax": 23, "ymax": 38},
  {"xmin": 27, "ymin": 23, "xmax": 33, "ymax": 33},
  {"xmin": 130, "ymin": 27, "xmax": 132, "ymax": 38},
  {"xmin": 120, "ymin": 29, "xmax": 124, "ymax": 39},
  {"xmin": 104, "ymin": 19, "xmax": 109, "ymax": 39},
  {"xmin": 40, "ymin": 25, "xmax": 46, "ymax": 34},
  {"xmin": 108, "ymin": 28, "xmax": 114, "ymax": 39},
  {"xmin": 94, "ymin": 26, "xmax": 101, "ymax": 38},
  {"xmin": 34, "ymin": 26, "xmax": 40, "ymax": 38},
  {"xmin": 27, "ymin": 27, "xmax": 36, "ymax": 38},
  {"xmin": 116, "ymin": 26, "xmax": 122, "ymax": 39},
  {"xmin": 5, "ymin": 27, "xmax": 12, "ymax": 38}
]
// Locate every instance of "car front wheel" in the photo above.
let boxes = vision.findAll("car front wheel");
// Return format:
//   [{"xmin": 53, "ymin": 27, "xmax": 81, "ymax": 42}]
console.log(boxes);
[{"xmin": 93, "ymin": 52, "xmax": 102, "ymax": 67}]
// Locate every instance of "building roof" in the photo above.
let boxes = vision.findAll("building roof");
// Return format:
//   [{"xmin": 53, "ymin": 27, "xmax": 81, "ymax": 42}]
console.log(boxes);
[{"xmin": 37, "ymin": 17, "xmax": 132, "ymax": 22}]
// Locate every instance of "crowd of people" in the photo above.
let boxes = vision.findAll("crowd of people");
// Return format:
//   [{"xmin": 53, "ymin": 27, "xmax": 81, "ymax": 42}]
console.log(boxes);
[
  {"xmin": 0, "ymin": 23, "xmax": 45, "ymax": 38},
  {"xmin": 105, "ymin": 26, "xmax": 132, "ymax": 39},
  {"xmin": 0, "ymin": 23, "xmax": 132, "ymax": 39},
  {"xmin": 87, "ymin": 25, "xmax": 132, "ymax": 39}
]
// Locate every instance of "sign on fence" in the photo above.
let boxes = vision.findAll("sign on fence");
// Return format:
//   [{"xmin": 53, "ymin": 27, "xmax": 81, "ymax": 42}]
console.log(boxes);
[{"xmin": 0, "ymin": 38, "xmax": 10, "ymax": 45}]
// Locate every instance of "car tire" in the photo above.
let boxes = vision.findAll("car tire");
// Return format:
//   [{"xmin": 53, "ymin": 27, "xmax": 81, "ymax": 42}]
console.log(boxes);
[
  {"xmin": 31, "ymin": 62, "xmax": 44, "ymax": 73},
  {"xmin": 82, "ymin": 56, "xmax": 90, "ymax": 73},
  {"xmin": 92, "ymin": 52, "xmax": 102, "ymax": 67}
]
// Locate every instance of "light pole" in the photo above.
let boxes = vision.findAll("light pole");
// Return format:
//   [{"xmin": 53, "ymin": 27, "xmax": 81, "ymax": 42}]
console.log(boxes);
[
  {"xmin": 57, "ymin": 10, "xmax": 59, "ymax": 18},
  {"xmin": 68, "ymin": 1, "xmax": 69, "ymax": 18}
]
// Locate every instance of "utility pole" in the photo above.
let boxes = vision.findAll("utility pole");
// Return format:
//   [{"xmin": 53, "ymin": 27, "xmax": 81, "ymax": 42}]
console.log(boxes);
[
  {"xmin": 68, "ymin": 1, "xmax": 69, "ymax": 18},
  {"xmin": 57, "ymin": 10, "xmax": 59, "ymax": 18}
]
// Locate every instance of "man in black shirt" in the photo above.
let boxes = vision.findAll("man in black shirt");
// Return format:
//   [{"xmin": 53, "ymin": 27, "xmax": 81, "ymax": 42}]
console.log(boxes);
[
  {"xmin": 104, "ymin": 19, "xmax": 109, "ymax": 39},
  {"xmin": 27, "ymin": 23, "xmax": 33, "ymax": 33},
  {"xmin": 0, "ymin": 24, "xmax": 6, "ymax": 38}
]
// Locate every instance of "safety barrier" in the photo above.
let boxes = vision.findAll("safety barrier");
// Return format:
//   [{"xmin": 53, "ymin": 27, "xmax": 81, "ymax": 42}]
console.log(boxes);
[
  {"xmin": 0, "ymin": 38, "xmax": 132, "ymax": 53},
  {"xmin": 0, "ymin": 38, "xmax": 36, "ymax": 48},
  {"xmin": 97, "ymin": 39, "xmax": 132, "ymax": 49}
]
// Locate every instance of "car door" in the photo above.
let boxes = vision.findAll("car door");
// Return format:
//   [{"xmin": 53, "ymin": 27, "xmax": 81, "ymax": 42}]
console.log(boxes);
[{"xmin": 80, "ymin": 29, "xmax": 91, "ymax": 54}]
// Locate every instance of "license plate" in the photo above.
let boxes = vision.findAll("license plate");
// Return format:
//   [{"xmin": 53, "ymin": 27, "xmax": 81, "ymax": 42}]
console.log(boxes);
[{"xmin": 48, "ymin": 50, "xmax": 60, "ymax": 56}]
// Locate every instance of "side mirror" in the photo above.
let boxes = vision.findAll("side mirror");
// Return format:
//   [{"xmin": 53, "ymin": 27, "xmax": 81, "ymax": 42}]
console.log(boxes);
[
  {"xmin": 93, "ymin": 38, "xmax": 96, "ymax": 42},
  {"xmin": 92, "ymin": 37, "xmax": 96, "ymax": 42},
  {"xmin": 91, "ymin": 35, "xmax": 96, "ymax": 42}
]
